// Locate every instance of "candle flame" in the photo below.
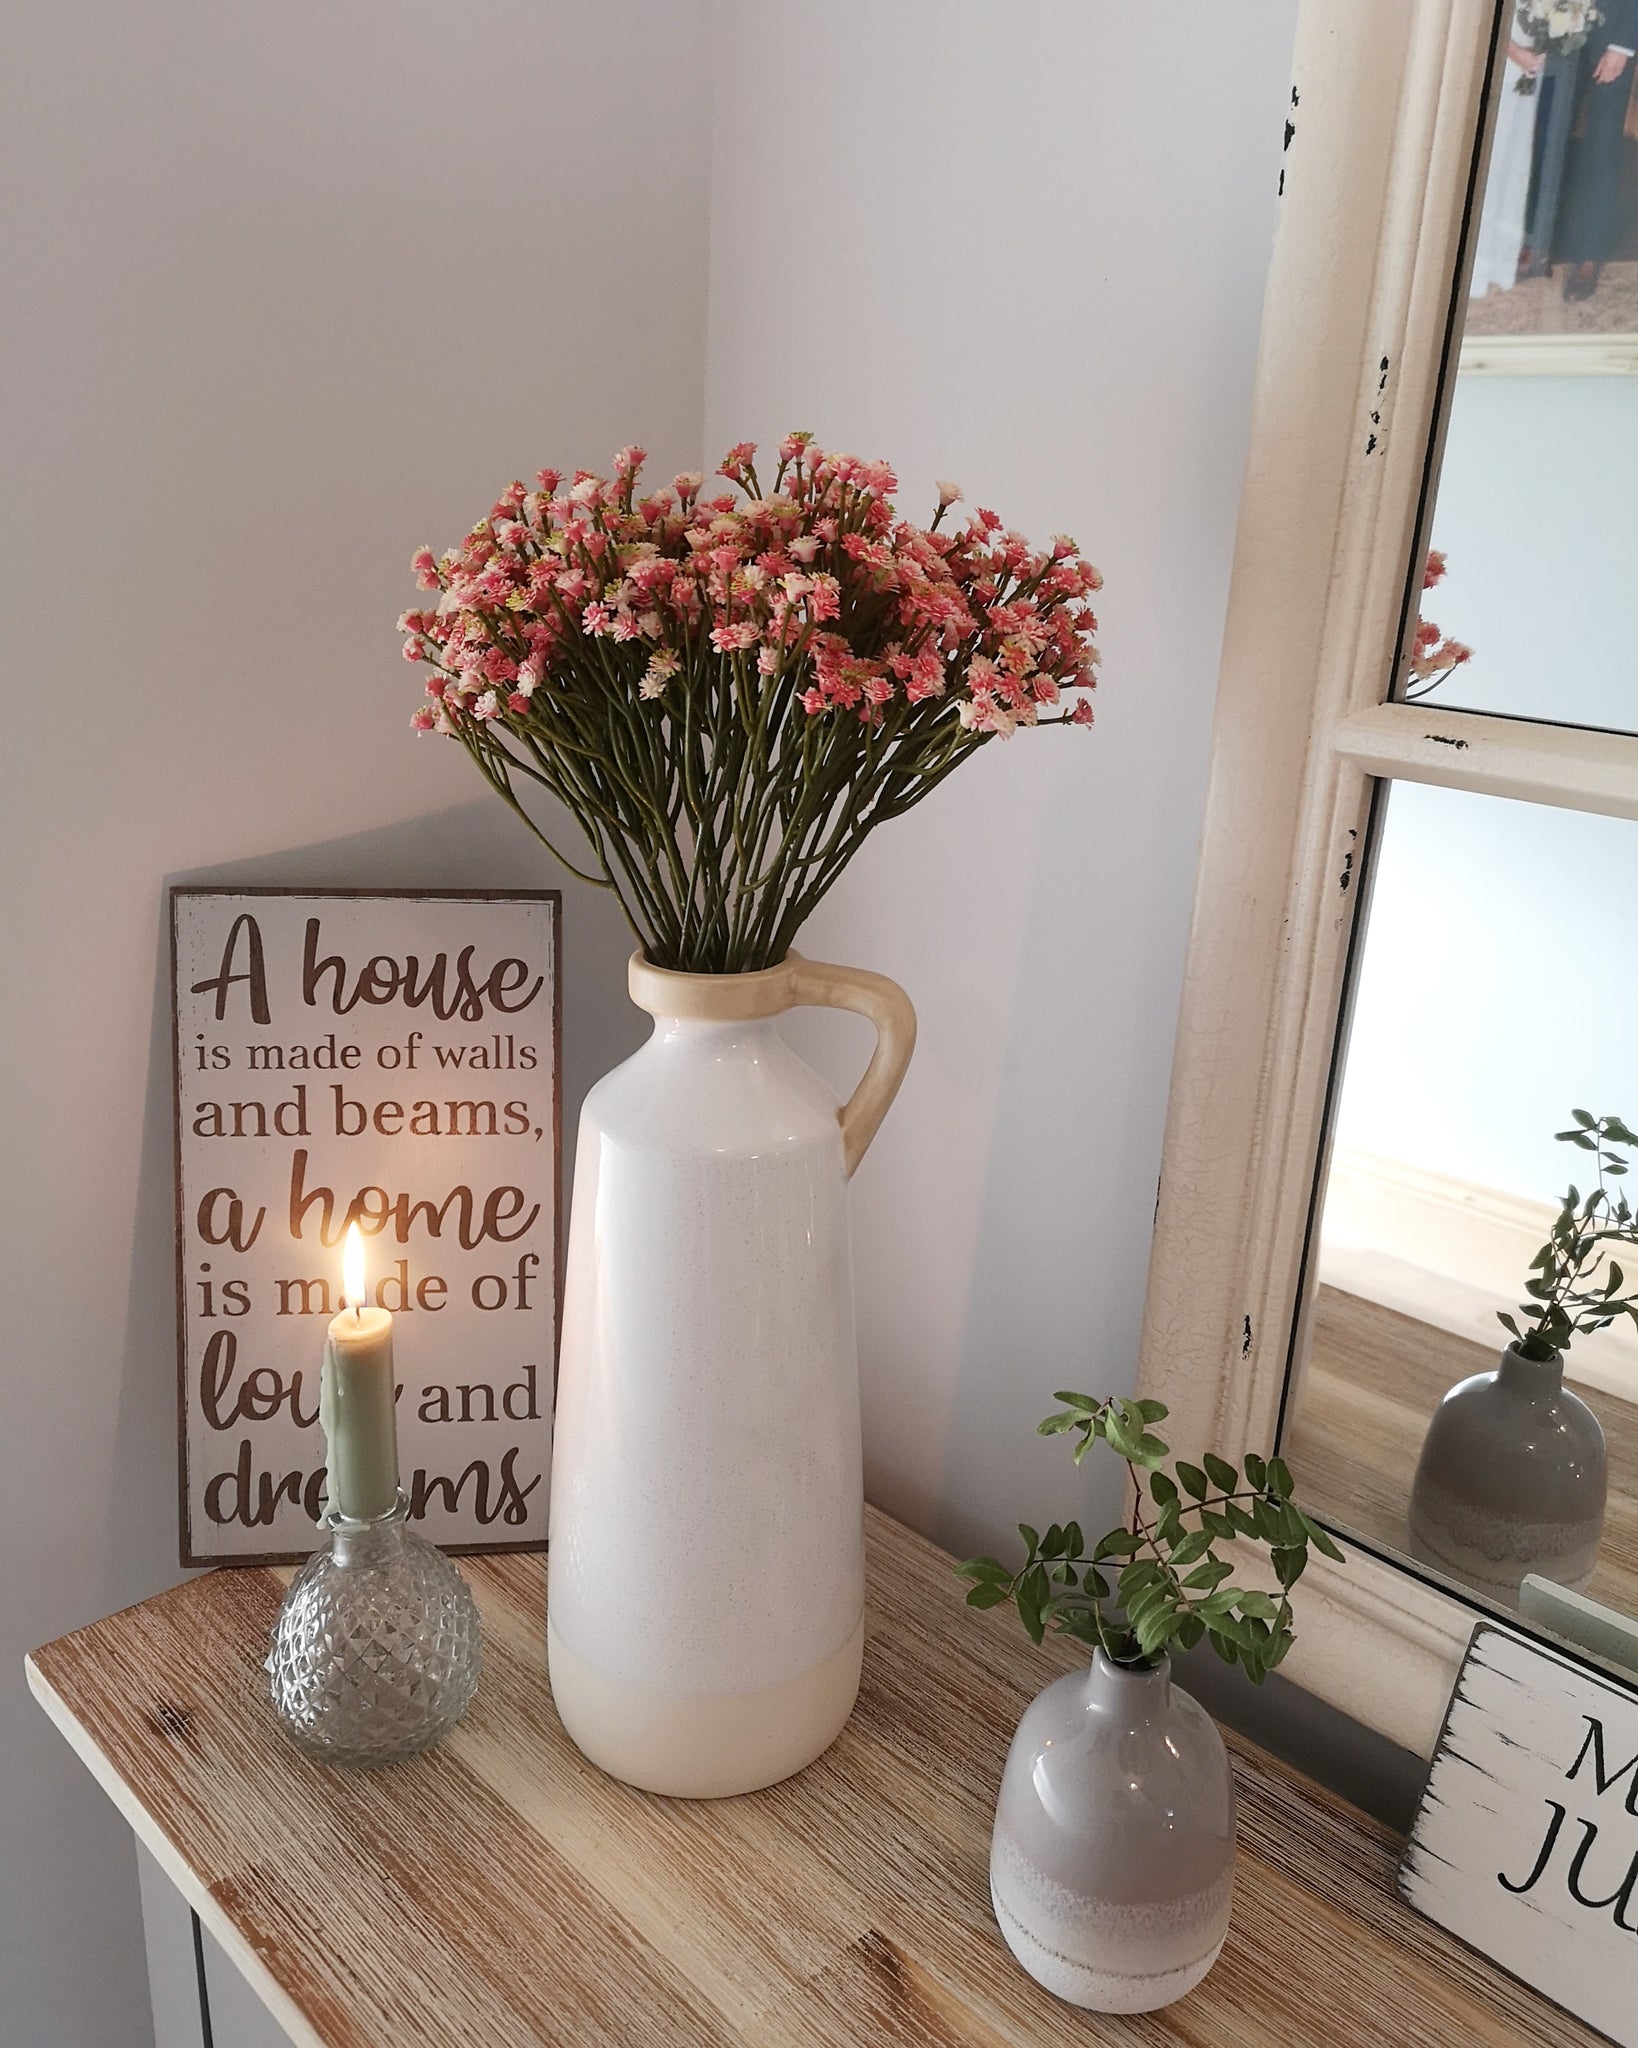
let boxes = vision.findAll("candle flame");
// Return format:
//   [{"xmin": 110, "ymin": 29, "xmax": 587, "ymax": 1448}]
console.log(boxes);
[{"xmin": 343, "ymin": 1222, "xmax": 367, "ymax": 1315}]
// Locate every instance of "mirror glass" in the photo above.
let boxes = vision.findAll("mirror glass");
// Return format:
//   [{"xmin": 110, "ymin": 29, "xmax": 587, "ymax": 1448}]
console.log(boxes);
[
  {"xmin": 1407, "ymin": 9, "xmax": 1638, "ymax": 736},
  {"xmin": 1284, "ymin": 782, "xmax": 1637, "ymax": 1630},
  {"xmin": 1280, "ymin": 18, "xmax": 1638, "ymax": 1662}
]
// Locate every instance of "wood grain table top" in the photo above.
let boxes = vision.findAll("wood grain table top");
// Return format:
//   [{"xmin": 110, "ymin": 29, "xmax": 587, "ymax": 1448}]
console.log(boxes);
[{"xmin": 27, "ymin": 1508, "xmax": 1604, "ymax": 2048}]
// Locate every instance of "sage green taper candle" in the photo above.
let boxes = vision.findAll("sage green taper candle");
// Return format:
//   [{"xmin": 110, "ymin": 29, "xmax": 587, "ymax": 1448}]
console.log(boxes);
[{"xmin": 320, "ymin": 1225, "xmax": 400, "ymax": 1520}]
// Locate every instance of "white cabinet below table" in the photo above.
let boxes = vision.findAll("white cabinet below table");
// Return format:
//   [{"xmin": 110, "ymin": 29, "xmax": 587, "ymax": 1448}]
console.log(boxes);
[{"xmin": 138, "ymin": 1844, "xmax": 292, "ymax": 2048}]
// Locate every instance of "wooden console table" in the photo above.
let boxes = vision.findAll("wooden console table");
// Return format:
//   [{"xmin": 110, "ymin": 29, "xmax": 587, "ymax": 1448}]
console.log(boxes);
[{"xmin": 27, "ymin": 1510, "xmax": 1600, "ymax": 2047}]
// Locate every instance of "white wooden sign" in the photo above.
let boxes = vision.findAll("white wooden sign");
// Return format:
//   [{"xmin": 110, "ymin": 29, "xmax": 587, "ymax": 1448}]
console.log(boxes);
[
  {"xmin": 1401, "ymin": 1623, "xmax": 1638, "ymax": 2046},
  {"xmin": 171, "ymin": 888, "xmax": 559, "ymax": 1565}
]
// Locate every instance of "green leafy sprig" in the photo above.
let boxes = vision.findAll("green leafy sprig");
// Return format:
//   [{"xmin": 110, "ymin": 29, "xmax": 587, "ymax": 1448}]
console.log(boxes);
[
  {"xmin": 1501, "ymin": 1112, "xmax": 1638, "ymax": 1363},
  {"xmin": 955, "ymin": 1396, "xmax": 1342, "ymax": 1685}
]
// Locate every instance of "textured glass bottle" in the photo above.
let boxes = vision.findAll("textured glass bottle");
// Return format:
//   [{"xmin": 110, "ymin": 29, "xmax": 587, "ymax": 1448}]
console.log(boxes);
[
  {"xmin": 267, "ymin": 1493, "xmax": 481, "ymax": 1766},
  {"xmin": 990, "ymin": 1652, "xmax": 1236, "ymax": 2012}
]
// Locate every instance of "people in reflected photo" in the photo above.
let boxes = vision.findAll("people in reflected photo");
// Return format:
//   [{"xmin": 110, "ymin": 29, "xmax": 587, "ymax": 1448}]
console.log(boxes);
[{"xmin": 1557, "ymin": 0, "xmax": 1638, "ymax": 300}]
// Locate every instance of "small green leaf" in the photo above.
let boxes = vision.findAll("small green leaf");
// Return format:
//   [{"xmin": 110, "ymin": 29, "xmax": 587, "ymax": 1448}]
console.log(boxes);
[
  {"xmin": 1119, "ymin": 1558, "xmax": 1164, "ymax": 1598},
  {"xmin": 1102, "ymin": 1412, "xmax": 1138, "ymax": 1460},
  {"xmin": 1149, "ymin": 1471, "xmax": 1179, "ymax": 1508},
  {"xmin": 1182, "ymin": 1557, "xmax": 1234, "ymax": 1591},
  {"xmin": 1244, "ymin": 1452, "xmax": 1268, "ymax": 1491},
  {"xmin": 1169, "ymin": 1529, "xmax": 1212, "ymax": 1568},
  {"xmin": 1177, "ymin": 1461, "xmax": 1209, "ymax": 1501},
  {"xmin": 1268, "ymin": 1456, "xmax": 1294, "ymax": 1498},
  {"xmin": 965, "ymin": 1583, "xmax": 1010, "ymax": 1609},
  {"xmin": 1212, "ymin": 1612, "xmax": 1257, "ymax": 1651},
  {"xmin": 1016, "ymin": 1564, "xmax": 1049, "ymax": 1644},
  {"xmin": 1203, "ymin": 1453, "xmax": 1237, "ymax": 1492},
  {"xmin": 1272, "ymin": 1546, "xmax": 1308, "ymax": 1590},
  {"xmin": 1051, "ymin": 1391, "xmax": 1101, "ymax": 1413},
  {"xmin": 1126, "ymin": 1586, "xmax": 1170, "ymax": 1632},
  {"xmin": 1134, "ymin": 1606, "xmax": 1176, "ymax": 1658},
  {"xmin": 1063, "ymin": 1520, "xmax": 1084, "ymax": 1560},
  {"xmin": 1095, "ymin": 1528, "xmax": 1141, "ymax": 1559},
  {"xmin": 1133, "ymin": 1398, "xmax": 1170, "ymax": 1424},
  {"xmin": 1300, "ymin": 1514, "xmax": 1345, "ymax": 1563},
  {"xmin": 1018, "ymin": 1523, "xmax": 1040, "ymax": 1554}
]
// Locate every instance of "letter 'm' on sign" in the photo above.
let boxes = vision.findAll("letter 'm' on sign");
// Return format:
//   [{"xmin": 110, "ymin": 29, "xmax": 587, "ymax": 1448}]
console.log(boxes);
[{"xmin": 1567, "ymin": 1716, "xmax": 1638, "ymax": 1817}]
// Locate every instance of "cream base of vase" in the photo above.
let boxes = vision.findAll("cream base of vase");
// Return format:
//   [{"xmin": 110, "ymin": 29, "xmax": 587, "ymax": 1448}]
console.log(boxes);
[
  {"xmin": 991, "ymin": 1886, "xmax": 1226, "ymax": 2013},
  {"xmin": 547, "ymin": 1616, "xmax": 864, "ymax": 1798}
]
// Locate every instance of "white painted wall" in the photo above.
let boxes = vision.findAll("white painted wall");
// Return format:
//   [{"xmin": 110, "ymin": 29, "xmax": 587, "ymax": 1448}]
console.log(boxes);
[
  {"xmin": 1333, "ymin": 376, "xmax": 1638, "ymax": 1203},
  {"xmin": 7, "ymin": 1, "xmax": 1305, "ymax": 2034},
  {"xmin": 1, "ymin": 6, "xmax": 709, "ymax": 2042},
  {"xmin": 705, "ymin": 0, "xmax": 1299, "ymax": 1562}
]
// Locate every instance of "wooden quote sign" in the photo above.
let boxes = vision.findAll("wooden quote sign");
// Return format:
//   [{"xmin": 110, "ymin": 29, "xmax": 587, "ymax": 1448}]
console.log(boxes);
[
  {"xmin": 171, "ymin": 888, "xmax": 560, "ymax": 1565},
  {"xmin": 1401, "ymin": 1624, "xmax": 1638, "ymax": 2046}
]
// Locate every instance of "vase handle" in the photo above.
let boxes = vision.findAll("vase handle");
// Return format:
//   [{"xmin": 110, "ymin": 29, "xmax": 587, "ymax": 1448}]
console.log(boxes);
[{"xmin": 787, "ymin": 955, "xmax": 917, "ymax": 1177}]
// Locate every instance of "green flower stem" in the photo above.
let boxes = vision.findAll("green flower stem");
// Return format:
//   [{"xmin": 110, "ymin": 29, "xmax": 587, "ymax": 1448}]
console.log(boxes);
[{"xmin": 462, "ymin": 733, "xmax": 614, "ymax": 897}]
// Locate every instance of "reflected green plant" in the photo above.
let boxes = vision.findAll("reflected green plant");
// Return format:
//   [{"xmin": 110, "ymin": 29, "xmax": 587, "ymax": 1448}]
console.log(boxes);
[{"xmin": 1502, "ymin": 1111, "xmax": 1638, "ymax": 1362}]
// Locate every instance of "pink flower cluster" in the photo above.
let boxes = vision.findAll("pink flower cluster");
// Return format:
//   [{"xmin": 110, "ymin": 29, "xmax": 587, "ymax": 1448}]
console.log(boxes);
[
  {"xmin": 1408, "ymin": 550, "xmax": 1472, "ymax": 694},
  {"xmin": 401, "ymin": 434, "xmax": 1100, "ymax": 744}
]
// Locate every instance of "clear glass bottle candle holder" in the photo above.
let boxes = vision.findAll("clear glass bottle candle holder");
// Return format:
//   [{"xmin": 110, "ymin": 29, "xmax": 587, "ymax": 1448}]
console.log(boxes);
[{"xmin": 266, "ymin": 1491, "xmax": 481, "ymax": 1766}]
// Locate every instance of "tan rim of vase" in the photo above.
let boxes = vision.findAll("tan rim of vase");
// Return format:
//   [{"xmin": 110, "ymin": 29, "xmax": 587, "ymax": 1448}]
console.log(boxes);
[
  {"xmin": 627, "ymin": 950, "xmax": 801, "ymax": 1021},
  {"xmin": 624, "ymin": 949, "xmax": 917, "ymax": 1176}
]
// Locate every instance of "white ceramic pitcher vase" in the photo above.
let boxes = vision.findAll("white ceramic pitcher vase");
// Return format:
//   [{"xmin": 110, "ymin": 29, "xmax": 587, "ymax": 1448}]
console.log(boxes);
[{"xmin": 546, "ymin": 949, "xmax": 916, "ymax": 1797}]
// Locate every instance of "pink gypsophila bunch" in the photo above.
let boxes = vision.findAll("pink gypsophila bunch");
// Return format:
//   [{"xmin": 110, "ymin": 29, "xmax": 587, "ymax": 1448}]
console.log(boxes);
[
  {"xmin": 1403, "ymin": 550, "xmax": 1473, "ymax": 702},
  {"xmin": 401, "ymin": 436, "xmax": 1102, "ymax": 971}
]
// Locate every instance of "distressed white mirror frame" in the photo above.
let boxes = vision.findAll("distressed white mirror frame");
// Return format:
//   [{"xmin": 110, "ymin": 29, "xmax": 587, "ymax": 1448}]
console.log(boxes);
[{"xmin": 1137, "ymin": 0, "xmax": 1638, "ymax": 1758}]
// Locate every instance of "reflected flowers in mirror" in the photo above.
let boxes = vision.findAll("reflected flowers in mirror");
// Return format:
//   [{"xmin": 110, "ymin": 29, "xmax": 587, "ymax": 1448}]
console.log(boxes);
[{"xmin": 1403, "ymin": 550, "xmax": 1474, "ymax": 702}]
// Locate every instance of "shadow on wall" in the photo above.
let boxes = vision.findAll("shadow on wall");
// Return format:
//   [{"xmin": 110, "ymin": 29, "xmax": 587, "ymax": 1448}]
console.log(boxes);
[
  {"xmin": 97, "ymin": 799, "xmax": 641, "ymax": 1607},
  {"xmin": 1176, "ymin": 1637, "xmax": 1430, "ymax": 1835},
  {"xmin": 938, "ymin": 734, "xmax": 1201, "ymax": 1565}
]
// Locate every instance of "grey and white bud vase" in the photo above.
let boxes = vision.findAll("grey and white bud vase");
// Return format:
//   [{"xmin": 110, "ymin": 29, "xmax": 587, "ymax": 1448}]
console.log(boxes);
[
  {"xmin": 1408, "ymin": 1341, "xmax": 1606, "ymax": 1595},
  {"xmin": 989, "ymin": 1651, "xmax": 1236, "ymax": 2012}
]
